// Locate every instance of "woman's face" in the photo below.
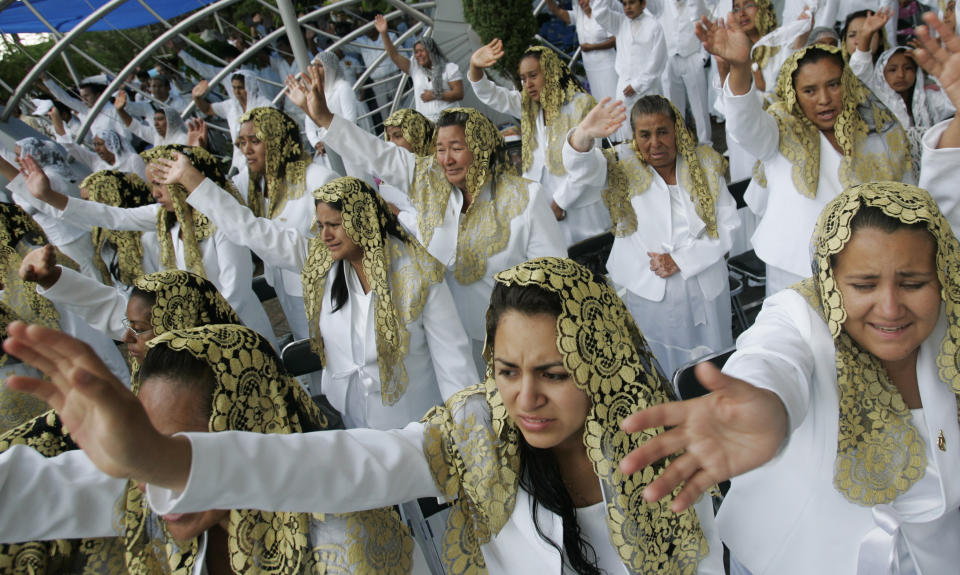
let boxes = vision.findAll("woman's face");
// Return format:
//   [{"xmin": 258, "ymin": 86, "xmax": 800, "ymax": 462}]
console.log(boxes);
[
  {"xmin": 494, "ymin": 311, "xmax": 590, "ymax": 452},
  {"xmin": 632, "ymin": 112, "xmax": 677, "ymax": 171},
  {"xmin": 231, "ymin": 78, "xmax": 247, "ymax": 107},
  {"xmin": 518, "ymin": 56, "xmax": 546, "ymax": 103},
  {"xmin": 123, "ymin": 294, "xmax": 154, "ymax": 364},
  {"xmin": 137, "ymin": 376, "xmax": 228, "ymax": 542},
  {"xmin": 435, "ymin": 124, "xmax": 474, "ymax": 189},
  {"xmin": 833, "ymin": 226, "xmax": 941, "ymax": 374},
  {"xmin": 146, "ymin": 164, "xmax": 175, "ymax": 212},
  {"xmin": 731, "ymin": 0, "xmax": 758, "ymax": 32},
  {"xmin": 844, "ymin": 17, "xmax": 880, "ymax": 58},
  {"xmin": 236, "ymin": 121, "xmax": 266, "ymax": 174},
  {"xmin": 153, "ymin": 111, "xmax": 168, "ymax": 138},
  {"xmin": 794, "ymin": 58, "xmax": 844, "ymax": 133},
  {"xmin": 93, "ymin": 137, "xmax": 116, "ymax": 165},
  {"xmin": 883, "ymin": 52, "xmax": 918, "ymax": 97},
  {"xmin": 315, "ymin": 202, "xmax": 363, "ymax": 262},
  {"xmin": 386, "ymin": 125, "xmax": 413, "ymax": 152},
  {"xmin": 413, "ymin": 42, "xmax": 431, "ymax": 68}
]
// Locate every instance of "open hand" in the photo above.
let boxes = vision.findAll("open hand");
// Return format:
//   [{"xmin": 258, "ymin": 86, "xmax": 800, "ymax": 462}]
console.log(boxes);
[
  {"xmin": 186, "ymin": 118, "xmax": 208, "ymax": 148},
  {"xmin": 696, "ymin": 16, "xmax": 752, "ymax": 66},
  {"xmin": 915, "ymin": 13, "xmax": 960, "ymax": 109},
  {"xmin": 19, "ymin": 245, "xmax": 61, "ymax": 289},
  {"xmin": 470, "ymin": 38, "xmax": 505, "ymax": 70}
]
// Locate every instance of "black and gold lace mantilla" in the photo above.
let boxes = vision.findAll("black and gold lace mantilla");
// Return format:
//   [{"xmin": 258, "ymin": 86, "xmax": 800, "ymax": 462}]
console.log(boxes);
[
  {"xmin": 239, "ymin": 107, "xmax": 309, "ymax": 220},
  {"xmin": 82, "ymin": 170, "xmax": 152, "ymax": 287},
  {"xmin": 384, "ymin": 108, "xmax": 436, "ymax": 156},
  {"xmin": 793, "ymin": 182, "xmax": 960, "ymax": 505},
  {"xmin": 421, "ymin": 257, "xmax": 708, "ymax": 574},
  {"xmin": 301, "ymin": 177, "xmax": 445, "ymax": 406}
]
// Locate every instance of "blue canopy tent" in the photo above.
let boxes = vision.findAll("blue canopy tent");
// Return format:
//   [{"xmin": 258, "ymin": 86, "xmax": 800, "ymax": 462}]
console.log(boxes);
[{"xmin": 0, "ymin": 0, "xmax": 216, "ymax": 33}]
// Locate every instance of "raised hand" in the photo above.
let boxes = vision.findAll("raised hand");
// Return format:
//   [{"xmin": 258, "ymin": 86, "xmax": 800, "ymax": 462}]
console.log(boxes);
[
  {"xmin": 150, "ymin": 152, "xmax": 203, "ymax": 192},
  {"xmin": 114, "ymin": 89, "xmax": 127, "ymax": 111},
  {"xmin": 185, "ymin": 118, "xmax": 208, "ymax": 148},
  {"xmin": 19, "ymin": 155, "xmax": 66, "ymax": 210},
  {"xmin": 3, "ymin": 322, "xmax": 192, "ymax": 490},
  {"xmin": 915, "ymin": 13, "xmax": 960, "ymax": 109},
  {"xmin": 470, "ymin": 38, "xmax": 505, "ymax": 70},
  {"xmin": 374, "ymin": 14, "xmax": 389, "ymax": 35},
  {"xmin": 568, "ymin": 97, "xmax": 627, "ymax": 151},
  {"xmin": 302, "ymin": 63, "xmax": 332, "ymax": 128},
  {"xmin": 191, "ymin": 80, "xmax": 209, "ymax": 100},
  {"xmin": 619, "ymin": 362, "xmax": 788, "ymax": 512},
  {"xmin": 19, "ymin": 245, "xmax": 61, "ymax": 289},
  {"xmin": 859, "ymin": 8, "xmax": 893, "ymax": 52},
  {"xmin": 696, "ymin": 15, "xmax": 751, "ymax": 67}
]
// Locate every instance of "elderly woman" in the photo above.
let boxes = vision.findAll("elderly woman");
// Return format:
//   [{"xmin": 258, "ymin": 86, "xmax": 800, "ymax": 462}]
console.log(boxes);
[
  {"xmin": 621, "ymin": 183, "xmax": 960, "ymax": 574},
  {"xmin": 19, "ymin": 146, "xmax": 277, "ymax": 347},
  {"xmin": 699, "ymin": 20, "xmax": 914, "ymax": 295},
  {"xmin": 287, "ymin": 65, "xmax": 565, "ymax": 367},
  {"xmin": 0, "ymin": 324, "xmax": 421, "ymax": 574},
  {"xmin": 374, "ymin": 15, "xmax": 464, "ymax": 122},
  {"xmin": 3, "ymin": 258, "xmax": 726, "ymax": 575},
  {"xmin": 563, "ymin": 95, "xmax": 740, "ymax": 378},
  {"xmin": 469, "ymin": 43, "xmax": 610, "ymax": 246}
]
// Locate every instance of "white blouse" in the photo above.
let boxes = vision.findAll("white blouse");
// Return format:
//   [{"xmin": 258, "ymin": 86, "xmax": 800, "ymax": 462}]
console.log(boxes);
[{"xmin": 410, "ymin": 60, "xmax": 462, "ymax": 122}]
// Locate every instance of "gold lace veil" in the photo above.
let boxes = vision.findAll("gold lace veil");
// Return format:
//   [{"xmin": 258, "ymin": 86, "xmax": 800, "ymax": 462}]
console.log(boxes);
[
  {"xmin": 749, "ymin": 0, "xmax": 779, "ymax": 71},
  {"xmin": 519, "ymin": 46, "xmax": 595, "ymax": 176},
  {"xmin": 301, "ymin": 177, "xmax": 444, "ymax": 405},
  {"xmin": 410, "ymin": 107, "xmax": 528, "ymax": 284},
  {"xmin": 383, "ymin": 108, "xmax": 436, "ymax": 156},
  {"xmin": 141, "ymin": 145, "xmax": 243, "ymax": 279},
  {"xmin": 421, "ymin": 257, "xmax": 709, "ymax": 574},
  {"xmin": 793, "ymin": 182, "xmax": 960, "ymax": 505},
  {"xmin": 122, "ymin": 324, "xmax": 413, "ymax": 574},
  {"xmin": 82, "ymin": 170, "xmax": 152, "ymax": 286},
  {"xmin": 238, "ymin": 107, "xmax": 309, "ymax": 220},
  {"xmin": 768, "ymin": 45, "xmax": 910, "ymax": 199},
  {"xmin": 602, "ymin": 97, "xmax": 722, "ymax": 239}
]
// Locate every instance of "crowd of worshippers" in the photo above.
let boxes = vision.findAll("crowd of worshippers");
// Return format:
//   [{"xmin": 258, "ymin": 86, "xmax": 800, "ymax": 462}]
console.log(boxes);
[{"xmin": 1, "ymin": 1, "xmax": 959, "ymax": 574}]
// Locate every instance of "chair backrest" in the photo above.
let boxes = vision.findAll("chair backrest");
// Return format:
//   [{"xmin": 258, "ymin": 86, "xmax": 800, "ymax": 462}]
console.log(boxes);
[
  {"xmin": 727, "ymin": 178, "xmax": 750, "ymax": 210},
  {"xmin": 672, "ymin": 347, "xmax": 736, "ymax": 400},
  {"xmin": 281, "ymin": 338, "xmax": 323, "ymax": 377},
  {"xmin": 252, "ymin": 274, "xmax": 277, "ymax": 302}
]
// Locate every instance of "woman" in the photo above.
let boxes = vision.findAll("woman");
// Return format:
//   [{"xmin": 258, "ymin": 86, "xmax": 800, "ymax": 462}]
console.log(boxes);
[
  {"xmin": 19, "ymin": 146, "xmax": 277, "ymax": 347},
  {"xmin": 79, "ymin": 170, "xmax": 157, "ymax": 288},
  {"xmin": 699, "ymin": 23, "xmax": 914, "ymax": 295},
  {"xmin": 0, "ymin": 138, "xmax": 96, "ymax": 279},
  {"xmin": 469, "ymin": 43, "xmax": 610, "ymax": 246},
  {"xmin": 287, "ymin": 65, "xmax": 565, "ymax": 365},
  {"xmin": 147, "ymin": 167, "xmax": 475, "ymax": 430},
  {"xmin": 563, "ymin": 95, "xmax": 740, "ymax": 378},
  {"xmin": 4, "ymin": 257, "xmax": 725, "ymax": 575},
  {"xmin": 379, "ymin": 108, "xmax": 434, "ymax": 233},
  {"xmin": 192, "ymin": 71, "xmax": 273, "ymax": 175},
  {"xmin": 842, "ymin": 9, "xmax": 888, "ymax": 62},
  {"xmin": 114, "ymin": 90, "xmax": 188, "ymax": 147},
  {"xmin": 620, "ymin": 183, "xmax": 960, "ymax": 574},
  {"xmin": 544, "ymin": 0, "xmax": 619, "ymax": 103},
  {"xmin": 374, "ymin": 15, "xmax": 464, "ymax": 122},
  {"xmin": 56, "ymin": 128, "xmax": 147, "ymax": 181},
  {"xmin": 231, "ymin": 107, "xmax": 337, "ymax": 340},
  {"xmin": 0, "ymin": 324, "xmax": 420, "ymax": 575}
]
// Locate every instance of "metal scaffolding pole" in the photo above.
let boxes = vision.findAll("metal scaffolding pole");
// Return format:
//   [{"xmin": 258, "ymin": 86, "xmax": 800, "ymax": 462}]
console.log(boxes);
[{"xmin": 276, "ymin": 0, "xmax": 311, "ymax": 74}]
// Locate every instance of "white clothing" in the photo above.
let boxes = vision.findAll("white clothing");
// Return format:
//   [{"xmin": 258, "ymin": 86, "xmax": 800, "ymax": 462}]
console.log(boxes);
[
  {"xmin": 56, "ymin": 198, "xmax": 277, "ymax": 347},
  {"xmin": 210, "ymin": 97, "xmax": 270, "ymax": 176},
  {"xmin": 719, "ymin": 289, "xmax": 960, "ymax": 575},
  {"xmin": 723, "ymin": 82, "xmax": 914, "ymax": 282},
  {"xmin": 229, "ymin": 163, "xmax": 337, "ymax": 341},
  {"xmin": 410, "ymin": 60, "xmax": 462, "ymax": 122},
  {"xmin": 919, "ymin": 119, "xmax": 960, "ymax": 238},
  {"xmin": 125, "ymin": 114, "xmax": 188, "ymax": 147},
  {"xmin": 39, "ymin": 266, "xmax": 130, "ymax": 341},
  {"xmin": 186, "ymin": 177, "xmax": 477, "ymax": 429},
  {"xmin": 41, "ymin": 78, "xmax": 131, "ymax": 143},
  {"xmin": 469, "ymin": 75, "xmax": 611, "ymax": 245},
  {"xmin": 355, "ymin": 34, "xmax": 402, "ymax": 116},
  {"xmin": 123, "ymin": 93, "xmax": 187, "ymax": 119},
  {"xmin": 53, "ymin": 133, "xmax": 147, "ymax": 182},
  {"xmin": 592, "ymin": 0, "xmax": 668, "ymax": 140},
  {"xmin": 55, "ymin": 300, "xmax": 131, "ymax": 388},
  {"xmin": 569, "ymin": 3, "xmax": 619, "ymax": 102},
  {"xmin": 562, "ymin": 137, "xmax": 740, "ymax": 377},
  {"xmin": 146, "ymin": 424, "xmax": 725, "ymax": 574},
  {"xmin": 322, "ymin": 115, "xmax": 567, "ymax": 341},
  {"xmin": 305, "ymin": 79, "xmax": 375, "ymax": 186}
]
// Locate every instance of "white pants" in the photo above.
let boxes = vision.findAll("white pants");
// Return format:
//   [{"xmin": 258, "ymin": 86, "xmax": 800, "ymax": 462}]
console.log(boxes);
[
  {"xmin": 584, "ymin": 59, "xmax": 619, "ymax": 103},
  {"xmin": 663, "ymin": 52, "xmax": 712, "ymax": 144}
]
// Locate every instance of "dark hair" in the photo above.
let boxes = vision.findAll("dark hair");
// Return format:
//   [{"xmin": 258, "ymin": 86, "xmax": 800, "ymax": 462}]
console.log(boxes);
[
  {"xmin": 151, "ymin": 74, "xmax": 171, "ymax": 88},
  {"xmin": 484, "ymin": 281, "xmax": 601, "ymax": 575},
  {"xmin": 830, "ymin": 205, "xmax": 935, "ymax": 266},
  {"xmin": 320, "ymin": 191, "xmax": 408, "ymax": 314},
  {"xmin": 519, "ymin": 47, "xmax": 585, "ymax": 94},
  {"xmin": 129, "ymin": 286, "xmax": 157, "ymax": 308},
  {"xmin": 629, "ymin": 94, "xmax": 682, "ymax": 135},
  {"xmin": 231, "ymin": 73, "xmax": 246, "ymax": 87},
  {"xmin": 435, "ymin": 110, "xmax": 513, "ymax": 189},
  {"xmin": 792, "ymin": 47, "xmax": 845, "ymax": 89},
  {"xmin": 841, "ymin": 9, "xmax": 871, "ymax": 39},
  {"xmin": 139, "ymin": 344, "xmax": 216, "ymax": 424},
  {"xmin": 79, "ymin": 82, "xmax": 105, "ymax": 96}
]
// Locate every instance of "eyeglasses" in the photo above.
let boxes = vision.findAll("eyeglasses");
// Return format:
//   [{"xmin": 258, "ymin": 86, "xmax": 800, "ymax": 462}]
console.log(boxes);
[
  {"xmin": 122, "ymin": 317, "xmax": 153, "ymax": 338},
  {"xmin": 731, "ymin": 2, "xmax": 757, "ymax": 13}
]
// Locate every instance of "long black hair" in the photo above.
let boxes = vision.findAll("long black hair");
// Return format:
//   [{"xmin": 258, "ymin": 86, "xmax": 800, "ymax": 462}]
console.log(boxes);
[{"xmin": 485, "ymin": 281, "xmax": 602, "ymax": 575}]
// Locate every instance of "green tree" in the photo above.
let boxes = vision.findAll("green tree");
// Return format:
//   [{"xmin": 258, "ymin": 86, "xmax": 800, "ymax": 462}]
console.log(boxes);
[{"xmin": 462, "ymin": 0, "xmax": 537, "ymax": 83}]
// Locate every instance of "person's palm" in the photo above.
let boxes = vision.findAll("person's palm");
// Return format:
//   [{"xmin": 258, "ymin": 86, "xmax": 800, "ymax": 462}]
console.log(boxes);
[
  {"xmin": 471, "ymin": 39, "xmax": 504, "ymax": 69},
  {"xmin": 580, "ymin": 98, "xmax": 626, "ymax": 139},
  {"xmin": 698, "ymin": 18, "xmax": 751, "ymax": 66}
]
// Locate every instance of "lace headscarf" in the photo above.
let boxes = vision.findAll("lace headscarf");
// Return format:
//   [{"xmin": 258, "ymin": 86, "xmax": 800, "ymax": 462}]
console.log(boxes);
[
  {"xmin": 421, "ymin": 258, "xmax": 709, "ymax": 574},
  {"xmin": 602, "ymin": 96, "xmax": 722, "ymax": 239},
  {"xmin": 383, "ymin": 108, "xmax": 435, "ymax": 156},
  {"xmin": 749, "ymin": 0, "xmax": 779, "ymax": 71},
  {"xmin": 411, "ymin": 107, "xmax": 527, "ymax": 284},
  {"xmin": 301, "ymin": 177, "xmax": 444, "ymax": 405},
  {"xmin": 81, "ymin": 170, "xmax": 153, "ymax": 286},
  {"xmin": 238, "ymin": 107, "xmax": 309, "ymax": 220},
  {"xmin": 140, "ymin": 145, "xmax": 243, "ymax": 278},
  {"xmin": 769, "ymin": 45, "xmax": 910, "ymax": 199},
  {"xmin": 15, "ymin": 137, "xmax": 76, "ymax": 182},
  {"xmin": 96, "ymin": 129, "xmax": 135, "ymax": 168},
  {"xmin": 134, "ymin": 270, "xmax": 239, "ymax": 339},
  {"xmin": 417, "ymin": 37, "xmax": 451, "ymax": 96},
  {"xmin": 231, "ymin": 69, "xmax": 271, "ymax": 111},
  {"xmin": 519, "ymin": 46, "xmax": 595, "ymax": 176},
  {"xmin": 114, "ymin": 324, "xmax": 413, "ymax": 574},
  {"xmin": 793, "ymin": 182, "xmax": 960, "ymax": 505},
  {"xmin": 316, "ymin": 50, "xmax": 342, "ymax": 94},
  {"xmin": 156, "ymin": 105, "xmax": 187, "ymax": 144}
]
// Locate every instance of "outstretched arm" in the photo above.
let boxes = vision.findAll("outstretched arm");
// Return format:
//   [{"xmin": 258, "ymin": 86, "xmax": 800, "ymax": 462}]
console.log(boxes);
[
  {"xmin": 375, "ymin": 15, "xmax": 411, "ymax": 74},
  {"xmin": 915, "ymin": 13, "xmax": 960, "ymax": 148},
  {"xmin": 696, "ymin": 16, "xmax": 753, "ymax": 95}
]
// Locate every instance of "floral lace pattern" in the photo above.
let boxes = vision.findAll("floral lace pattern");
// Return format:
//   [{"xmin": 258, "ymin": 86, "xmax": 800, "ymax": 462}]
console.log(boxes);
[
  {"xmin": 82, "ymin": 170, "xmax": 152, "ymax": 286},
  {"xmin": 384, "ymin": 109, "xmax": 435, "ymax": 156},
  {"xmin": 795, "ymin": 182, "xmax": 960, "ymax": 505},
  {"xmin": 239, "ymin": 107, "xmax": 309, "ymax": 220}
]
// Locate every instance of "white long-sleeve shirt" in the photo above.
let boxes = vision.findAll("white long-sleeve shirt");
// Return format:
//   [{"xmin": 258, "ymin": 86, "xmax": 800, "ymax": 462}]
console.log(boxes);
[{"xmin": 591, "ymin": 0, "xmax": 667, "ymax": 99}]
